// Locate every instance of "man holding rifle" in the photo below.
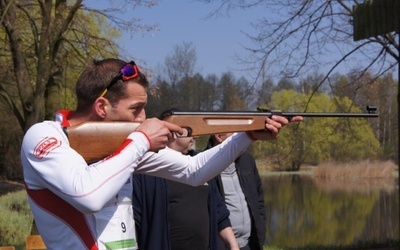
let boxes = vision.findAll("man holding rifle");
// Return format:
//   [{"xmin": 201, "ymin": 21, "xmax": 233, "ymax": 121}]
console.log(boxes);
[{"xmin": 20, "ymin": 58, "xmax": 302, "ymax": 249}]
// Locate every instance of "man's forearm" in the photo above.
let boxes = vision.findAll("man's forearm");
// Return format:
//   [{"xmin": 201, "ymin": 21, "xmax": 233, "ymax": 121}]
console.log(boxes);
[{"xmin": 219, "ymin": 227, "xmax": 239, "ymax": 250}]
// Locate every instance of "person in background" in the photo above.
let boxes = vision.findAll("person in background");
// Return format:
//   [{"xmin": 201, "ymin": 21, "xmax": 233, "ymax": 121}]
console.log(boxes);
[
  {"xmin": 21, "ymin": 58, "xmax": 300, "ymax": 249},
  {"xmin": 207, "ymin": 133, "xmax": 267, "ymax": 250},
  {"xmin": 132, "ymin": 109, "xmax": 239, "ymax": 250}
]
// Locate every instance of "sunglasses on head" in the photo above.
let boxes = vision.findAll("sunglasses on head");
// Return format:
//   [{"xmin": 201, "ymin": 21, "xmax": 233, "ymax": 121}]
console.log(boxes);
[{"xmin": 99, "ymin": 61, "xmax": 141, "ymax": 97}]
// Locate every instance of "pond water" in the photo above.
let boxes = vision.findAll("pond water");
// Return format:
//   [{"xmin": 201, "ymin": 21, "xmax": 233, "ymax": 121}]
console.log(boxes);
[{"xmin": 261, "ymin": 175, "xmax": 399, "ymax": 248}]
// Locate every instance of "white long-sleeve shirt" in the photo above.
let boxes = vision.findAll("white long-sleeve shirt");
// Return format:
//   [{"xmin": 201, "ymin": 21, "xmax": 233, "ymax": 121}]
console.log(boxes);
[{"xmin": 21, "ymin": 110, "xmax": 252, "ymax": 250}]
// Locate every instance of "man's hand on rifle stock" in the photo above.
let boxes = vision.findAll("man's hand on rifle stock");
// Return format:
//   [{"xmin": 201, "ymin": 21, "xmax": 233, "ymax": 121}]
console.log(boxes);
[
  {"xmin": 136, "ymin": 118, "xmax": 183, "ymax": 152},
  {"xmin": 247, "ymin": 115, "xmax": 303, "ymax": 140}
]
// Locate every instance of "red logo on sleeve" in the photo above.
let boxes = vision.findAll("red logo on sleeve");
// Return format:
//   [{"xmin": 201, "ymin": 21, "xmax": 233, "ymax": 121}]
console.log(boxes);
[{"xmin": 33, "ymin": 137, "xmax": 62, "ymax": 159}]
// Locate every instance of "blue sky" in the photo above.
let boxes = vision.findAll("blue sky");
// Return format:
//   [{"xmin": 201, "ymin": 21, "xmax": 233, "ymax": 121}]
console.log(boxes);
[
  {"xmin": 97, "ymin": 1, "xmax": 397, "ymax": 81},
  {"xmin": 116, "ymin": 1, "xmax": 262, "ymax": 78}
]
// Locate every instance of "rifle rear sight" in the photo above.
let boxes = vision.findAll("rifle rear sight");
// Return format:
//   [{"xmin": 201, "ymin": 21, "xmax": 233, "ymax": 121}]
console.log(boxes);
[{"xmin": 366, "ymin": 105, "xmax": 377, "ymax": 114}]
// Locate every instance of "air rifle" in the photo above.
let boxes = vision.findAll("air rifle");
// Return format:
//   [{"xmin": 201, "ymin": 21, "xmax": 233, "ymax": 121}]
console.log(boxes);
[{"xmin": 66, "ymin": 105, "xmax": 378, "ymax": 162}]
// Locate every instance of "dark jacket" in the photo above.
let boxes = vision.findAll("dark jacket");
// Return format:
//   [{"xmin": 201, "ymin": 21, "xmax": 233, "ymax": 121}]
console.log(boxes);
[
  {"xmin": 132, "ymin": 175, "xmax": 231, "ymax": 250},
  {"xmin": 216, "ymin": 151, "xmax": 267, "ymax": 250}
]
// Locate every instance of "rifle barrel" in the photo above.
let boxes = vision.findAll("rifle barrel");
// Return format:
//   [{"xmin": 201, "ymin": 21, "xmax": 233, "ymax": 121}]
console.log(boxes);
[{"xmin": 170, "ymin": 111, "xmax": 379, "ymax": 118}]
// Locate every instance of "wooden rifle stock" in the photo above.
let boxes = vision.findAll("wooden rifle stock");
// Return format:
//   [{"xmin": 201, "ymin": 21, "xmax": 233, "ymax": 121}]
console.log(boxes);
[
  {"xmin": 66, "ymin": 122, "xmax": 141, "ymax": 163},
  {"xmin": 66, "ymin": 106, "xmax": 378, "ymax": 162}
]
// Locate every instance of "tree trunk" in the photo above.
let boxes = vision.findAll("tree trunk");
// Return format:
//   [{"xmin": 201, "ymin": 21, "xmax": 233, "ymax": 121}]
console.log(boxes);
[{"xmin": 1, "ymin": 0, "xmax": 37, "ymax": 131}]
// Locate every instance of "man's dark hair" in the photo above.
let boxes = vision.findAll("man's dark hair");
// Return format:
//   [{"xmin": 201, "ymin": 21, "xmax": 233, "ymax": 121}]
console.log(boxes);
[{"xmin": 75, "ymin": 58, "xmax": 149, "ymax": 112}]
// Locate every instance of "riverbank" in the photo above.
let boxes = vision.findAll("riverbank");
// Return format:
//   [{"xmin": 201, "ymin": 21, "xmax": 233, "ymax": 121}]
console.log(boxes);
[{"xmin": 256, "ymin": 159, "xmax": 398, "ymax": 178}]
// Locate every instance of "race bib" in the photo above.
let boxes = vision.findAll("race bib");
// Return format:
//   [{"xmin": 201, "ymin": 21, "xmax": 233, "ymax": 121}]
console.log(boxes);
[{"xmin": 94, "ymin": 203, "xmax": 137, "ymax": 250}]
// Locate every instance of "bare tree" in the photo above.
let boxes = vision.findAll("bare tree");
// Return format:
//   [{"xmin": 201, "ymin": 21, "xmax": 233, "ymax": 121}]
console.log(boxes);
[
  {"xmin": 199, "ymin": 0, "xmax": 398, "ymax": 87},
  {"xmin": 0, "ymin": 0, "xmax": 158, "ymax": 132},
  {"xmin": 164, "ymin": 41, "xmax": 198, "ymax": 86},
  {"xmin": 146, "ymin": 41, "xmax": 202, "ymax": 116}
]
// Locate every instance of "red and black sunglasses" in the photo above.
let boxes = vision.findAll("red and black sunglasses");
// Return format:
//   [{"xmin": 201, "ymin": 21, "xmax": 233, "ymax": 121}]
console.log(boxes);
[{"xmin": 99, "ymin": 61, "xmax": 141, "ymax": 97}]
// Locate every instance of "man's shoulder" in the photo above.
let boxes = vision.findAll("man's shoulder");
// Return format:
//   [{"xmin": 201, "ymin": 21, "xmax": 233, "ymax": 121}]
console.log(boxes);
[
  {"xmin": 23, "ymin": 121, "xmax": 65, "ymax": 144},
  {"xmin": 28, "ymin": 120, "xmax": 62, "ymax": 133}
]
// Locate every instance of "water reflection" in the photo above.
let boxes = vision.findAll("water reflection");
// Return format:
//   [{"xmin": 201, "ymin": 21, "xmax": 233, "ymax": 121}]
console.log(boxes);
[{"xmin": 262, "ymin": 175, "xmax": 399, "ymax": 248}]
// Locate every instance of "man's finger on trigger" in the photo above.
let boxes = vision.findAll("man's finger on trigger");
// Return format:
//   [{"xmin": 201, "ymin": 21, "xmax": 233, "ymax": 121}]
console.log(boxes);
[{"xmin": 163, "ymin": 121, "xmax": 183, "ymax": 134}]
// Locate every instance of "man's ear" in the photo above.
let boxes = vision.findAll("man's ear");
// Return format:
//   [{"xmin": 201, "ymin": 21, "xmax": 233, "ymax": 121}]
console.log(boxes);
[{"xmin": 94, "ymin": 97, "xmax": 108, "ymax": 118}]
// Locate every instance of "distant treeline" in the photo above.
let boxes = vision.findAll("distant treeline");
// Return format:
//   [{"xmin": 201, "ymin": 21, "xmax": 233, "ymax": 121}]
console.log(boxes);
[{"xmin": 145, "ymin": 70, "xmax": 397, "ymax": 170}]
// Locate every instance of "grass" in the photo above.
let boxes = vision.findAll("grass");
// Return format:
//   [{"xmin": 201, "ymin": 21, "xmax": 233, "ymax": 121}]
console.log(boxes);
[
  {"xmin": 310, "ymin": 160, "xmax": 398, "ymax": 193},
  {"xmin": 256, "ymin": 159, "xmax": 398, "ymax": 179},
  {"xmin": 313, "ymin": 160, "xmax": 398, "ymax": 179},
  {"xmin": 0, "ymin": 189, "xmax": 33, "ymax": 249}
]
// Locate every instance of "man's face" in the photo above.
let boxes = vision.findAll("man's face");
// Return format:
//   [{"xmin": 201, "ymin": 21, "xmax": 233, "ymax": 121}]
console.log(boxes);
[
  {"xmin": 105, "ymin": 82, "xmax": 147, "ymax": 122},
  {"xmin": 168, "ymin": 129, "xmax": 197, "ymax": 155}
]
